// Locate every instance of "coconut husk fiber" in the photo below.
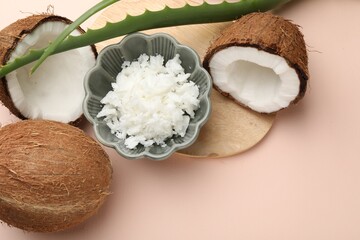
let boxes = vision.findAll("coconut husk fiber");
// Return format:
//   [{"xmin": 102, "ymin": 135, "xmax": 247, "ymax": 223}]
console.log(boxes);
[{"xmin": 0, "ymin": 120, "xmax": 112, "ymax": 232}]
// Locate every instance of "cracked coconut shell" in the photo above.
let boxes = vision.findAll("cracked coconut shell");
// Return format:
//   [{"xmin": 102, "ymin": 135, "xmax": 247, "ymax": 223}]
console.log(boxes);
[
  {"xmin": 203, "ymin": 12, "xmax": 309, "ymax": 113},
  {"xmin": 0, "ymin": 14, "xmax": 97, "ymax": 125}
]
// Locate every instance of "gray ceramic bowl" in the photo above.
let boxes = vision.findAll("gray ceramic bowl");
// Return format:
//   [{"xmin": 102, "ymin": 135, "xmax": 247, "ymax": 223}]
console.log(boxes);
[{"xmin": 83, "ymin": 32, "xmax": 211, "ymax": 160}]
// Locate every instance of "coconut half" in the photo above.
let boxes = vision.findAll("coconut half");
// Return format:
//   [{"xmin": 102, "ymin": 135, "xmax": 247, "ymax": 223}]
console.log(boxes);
[
  {"xmin": 203, "ymin": 12, "xmax": 309, "ymax": 113},
  {"xmin": 0, "ymin": 14, "xmax": 97, "ymax": 124}
]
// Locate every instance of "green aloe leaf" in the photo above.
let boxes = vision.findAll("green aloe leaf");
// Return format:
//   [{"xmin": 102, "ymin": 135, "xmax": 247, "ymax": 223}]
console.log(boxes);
[{"xmin": 0, "ymin": 0, "xmax": 290, "ymax": 78}]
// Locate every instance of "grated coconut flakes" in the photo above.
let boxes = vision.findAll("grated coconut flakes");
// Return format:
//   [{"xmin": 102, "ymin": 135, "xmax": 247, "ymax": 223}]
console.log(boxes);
[{"xmin": 97, "ymin": 54, "xmax": 200, "ymax": 149}]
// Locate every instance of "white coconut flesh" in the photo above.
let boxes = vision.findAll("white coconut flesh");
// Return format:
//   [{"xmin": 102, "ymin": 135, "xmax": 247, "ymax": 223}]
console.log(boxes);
[
  {"xmin": 209, "ymin": 46, "xmax": 300, "ymax": 113},
  {"xmin": 5, "ymin": 21, "xmax": 95, "ymax": 123}
]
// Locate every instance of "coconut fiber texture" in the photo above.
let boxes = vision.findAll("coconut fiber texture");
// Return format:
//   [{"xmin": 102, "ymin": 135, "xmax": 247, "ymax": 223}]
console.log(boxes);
[
  {"xmin": 0, "ymin": 14, "xmax": 97, "ymax": 125},
  {"xmin": 0, "ymin": 120, "xmax": 112, "ymax": 232},
  {"xmin": 203, "ymin": 12, "xmax": 309, "ymax": 104}
]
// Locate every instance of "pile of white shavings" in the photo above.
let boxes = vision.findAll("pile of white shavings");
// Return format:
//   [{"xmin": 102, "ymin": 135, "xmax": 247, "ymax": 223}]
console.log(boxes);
[{"xmin": 97, "ymin": 54, "xmax": 200, "ymax": 149}]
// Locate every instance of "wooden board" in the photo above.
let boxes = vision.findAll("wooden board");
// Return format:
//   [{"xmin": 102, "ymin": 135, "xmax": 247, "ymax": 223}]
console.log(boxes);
[{"xmin": 91, "ymin": 0, "xmax": 276, "ymax": 158}]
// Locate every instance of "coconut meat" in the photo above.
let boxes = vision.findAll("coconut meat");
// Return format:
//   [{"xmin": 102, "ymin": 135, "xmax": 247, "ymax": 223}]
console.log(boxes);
[
  {"xmin": 209, "ymin": 46, "xmax": 300, "ymax": 113},
  {"xmin": 6, "ymin": 21, "xmax": 95, "ymax": 123}
]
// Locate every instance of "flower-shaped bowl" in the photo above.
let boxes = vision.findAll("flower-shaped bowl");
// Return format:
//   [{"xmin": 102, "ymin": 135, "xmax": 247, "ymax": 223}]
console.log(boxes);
[{"xmin": 83, "ymin": 32, "xmax": 211, "ymax": 160}]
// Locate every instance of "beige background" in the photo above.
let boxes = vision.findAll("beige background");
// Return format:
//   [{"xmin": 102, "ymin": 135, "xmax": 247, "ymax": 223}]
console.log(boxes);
[{"xmin": 1, "ymin": 0, "xmax": 360, "ymax": 239}]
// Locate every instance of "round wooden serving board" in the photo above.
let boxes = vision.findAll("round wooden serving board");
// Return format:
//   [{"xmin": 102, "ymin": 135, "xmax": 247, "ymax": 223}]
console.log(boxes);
[{"xmin": 91, "ymin": 0, "xmax": 276, "ymax": 158}]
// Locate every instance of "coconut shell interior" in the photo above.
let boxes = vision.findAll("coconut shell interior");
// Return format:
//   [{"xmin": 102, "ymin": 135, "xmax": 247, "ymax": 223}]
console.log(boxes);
[
  {"xmin": 203, "ymin": 12, "xmax": 309, "ymax": 105},
  {"xmin": 0, "ymin": 14, "xmax": 97, "ymax": 125}
]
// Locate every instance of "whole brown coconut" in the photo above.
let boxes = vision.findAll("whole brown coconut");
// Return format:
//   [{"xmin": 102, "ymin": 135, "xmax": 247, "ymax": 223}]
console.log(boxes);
[
  {"xmin": 0, "ymin": 120, "xmax": 112, "ymax": 232},
  {"xmin": 0, "ymin": 14, "xmax": 97, "ymax": 125},
  {"xmin": 203, "ymin": 12, "xmax": 309, "ymax": 113}
]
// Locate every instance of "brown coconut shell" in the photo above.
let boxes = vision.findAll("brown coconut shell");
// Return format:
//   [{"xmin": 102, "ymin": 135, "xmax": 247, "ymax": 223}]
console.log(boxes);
[
  {"xmin": 0, "ymin": 14, "xmax": 97, "ymax": 125},
  {"xmin": 203, "ymin": 12, "xmax": 309, "ymax": 107},
  {"xmin": 0, "ymin": 120, "xmax": 112, "ymax": 232}
]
